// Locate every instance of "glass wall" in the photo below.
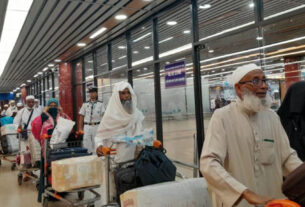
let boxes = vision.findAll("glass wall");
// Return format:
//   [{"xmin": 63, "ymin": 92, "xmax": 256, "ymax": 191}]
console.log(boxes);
[{"xmin": 65, "ymin": 0, "xmax": 305, "ymax": 178}]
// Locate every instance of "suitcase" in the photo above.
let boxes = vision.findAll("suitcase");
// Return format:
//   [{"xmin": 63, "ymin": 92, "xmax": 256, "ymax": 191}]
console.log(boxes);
[
  {"xmin": 282, "ymin": 162, "xmax": 305, "ymax": 206},
  {"xmin": 0, "ymin": 135, "xmax": 18, "ymax": 154},
  {"xmin": 48, "ymin": 147, "xmax": 90, "ymax": 163}
]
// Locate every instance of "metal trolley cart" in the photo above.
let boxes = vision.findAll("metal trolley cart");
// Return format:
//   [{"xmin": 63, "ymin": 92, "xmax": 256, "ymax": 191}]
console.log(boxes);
[
  {"xmin": 16, "ymin": 130, "xmax": 40, "ymax": 187},
  {"xmin": 0, "ymin": 129, "xmax": 18, "ymax": 170},
  {"xmin": 42, "ymin": 135, "xmax": 101, "ymax": 207}
]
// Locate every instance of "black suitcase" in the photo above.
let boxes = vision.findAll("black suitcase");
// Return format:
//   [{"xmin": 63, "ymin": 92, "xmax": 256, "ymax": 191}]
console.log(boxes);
[
  {"xmin": 114, "ymin": 163, "xmax": 142, "ymax": 203},
  {"xmin": 282, "ymin": 162, "xmax": 305, "ymax": 206},
  {"xmin": 0, "ymin": 135, "xmax": 9, "ymax": 154},
  {"xmin": 48, "ymin": 147, "xmax": 91, "ymax": 163}
]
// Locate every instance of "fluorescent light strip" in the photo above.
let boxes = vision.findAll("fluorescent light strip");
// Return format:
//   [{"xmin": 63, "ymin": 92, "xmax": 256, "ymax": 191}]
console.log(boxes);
[
  {"xmin": 85, "ymin": 75, "xmax": 94, "ymax": 80},
  {"xmin": 264, "ymin": 5, "xmax": 305, "ymax": 20},
  {"xmin": 159, "ymin": 37, "xmax": 173, "ymax": 44},
  {"xmin": 112, "ymin": 64, "xmax": 127, "ymax": 70},
  {"xmin": 200, "ymin": 35, "xmax": 305, "ymax": 64},
  {"xmin": 199, "ymin": 22, "xmax": 255, "ymax": 42},
  {"xmin": 133, "ymin": 33, "xmax": 151, "ymax": 43},
  {"xmin": 90, "ymin": 27, "xmax": 107, "ymax": 39},
  {"xmin": 0, "ymin": 0, "xmax": 33, "ymax": 76},
  {"xmin": 118, "ymin": 55, "xmax": 126, "ymax": 60}
]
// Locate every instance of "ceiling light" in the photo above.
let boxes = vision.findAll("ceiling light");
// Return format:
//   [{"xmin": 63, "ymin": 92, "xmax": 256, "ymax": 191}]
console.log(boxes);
[
  {"xmin": 208, "ymin": 49, "xmax": 214, "ymax": 53},
  {"xmin": 199, "ymin": 4, "xmax": 211, "ymax": 9},
  {"xmin": 112, "ymin": 60, "xmax": 115, "ymax": 63},
  {"xmin": 137, "ymin": 69, "xmax": 141, "ymax": 72},
  {"xmin": 159, "ymin": 37, "xmax": 173, "ymax": 44},
  {"xmin": 27, "ymin": 80, "xmax": 31, "ymax": 82},
  {"xmin": 77, "ymin": 42, "xmax": 86, "ymax": 47},
  {"xmin": 144, "ymin": 46, "xmax": 150, "ymax": 49},
  {"xmin": 48, "ymin": 64, "xmax": 54, "ymax": 67},
  {"xmin": 183, "ymin": 30, "xmax": 191, "ymax": 34},
  {"xmin": 118, "ymin": 46, "xmax": 126, "ymax": 49},
  {"xmin": 166, "ymin": 21, "xmax": 177, "ymax": 26},
  {"xmin": 54, "ymin": 59, "xmax": 61, "ymax": 63},
  {"xmin": 256, "ymin": 36, "xmax": 263, "ymax": 40},
  {"xmin": 43, "ymin": 67, "xmax": 48, "ymax": 72},
  {"xmin": 133, "ymin": 51, "xmax": 139, "ymax": 54},
  {"xmin": 115, "ymin": 14, "xmax": 127, "ymax": 20},
  {"xmin": 90, "ymin": 27, "xmax": 107, "ymax": 39},
  {"xmin": 88, "ymin": 60, "xmax": 93, "ymax": 63},
  {"xmin": 133, "ymin": 33, "xmax": 151, "ymax": 43},
  {"xmin": 38, "ymin": 72, "xmax": 43, "ymax": 75},
  {"xmin": 249, "ymin": 3, "xmax": 254, "ymax": 8},
  {"xmin": 281, "ymin": 58, "xmax": 284, "ymax": 61},
  {"xmin": 166, "ymin": 62, "xmax": 170, "ymax": 64},
  {"xmin": 144, "ymin": 67, "xmax": 148, "ymax": 71}
]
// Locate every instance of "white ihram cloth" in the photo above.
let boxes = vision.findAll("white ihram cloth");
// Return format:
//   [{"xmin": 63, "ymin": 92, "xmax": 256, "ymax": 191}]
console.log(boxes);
[{"xmin": 95, "ymin": 81, "xmax": 144, "ymax": 148}]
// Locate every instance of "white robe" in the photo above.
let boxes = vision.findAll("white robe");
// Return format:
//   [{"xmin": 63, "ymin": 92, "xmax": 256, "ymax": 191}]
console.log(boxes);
[
  {"xmin": 14, "ymin": 107, "xmax": 41, "ymax": 152},
  {"xmin": 95, "ymin": 82, "xmax": 144, "ymax": 148},
  {"xmin": 6, "ymin": 106, "xmax": 17, "ymax": 117},
  {"xmin": 200, "ymin": 100, "xmax": 302, "ymax": 207}
]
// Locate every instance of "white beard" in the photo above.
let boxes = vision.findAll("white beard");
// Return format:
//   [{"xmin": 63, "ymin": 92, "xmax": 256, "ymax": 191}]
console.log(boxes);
[{"xmin": 240, "ymin": 90, "xmax": 272, "ymax": 113}]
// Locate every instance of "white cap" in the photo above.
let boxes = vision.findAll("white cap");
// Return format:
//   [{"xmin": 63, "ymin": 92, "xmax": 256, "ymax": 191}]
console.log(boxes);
[
  {"xmin": 4, "ymin": 104, "xmax": 8, "ymax": 107},
  {"xmin": 229, "ymin": 63, "xmax": 262, "ymax": 86},
  {"xmin": 26, "ymin": 95, "xmax": 35, "ymax": 100},
  {"xmin": 17, "ymin": 103, "xmax": 23, "ymax": 107},
  {"xmin": 9, "ymin": 100, "xmax": 15, "ymax": 104}
]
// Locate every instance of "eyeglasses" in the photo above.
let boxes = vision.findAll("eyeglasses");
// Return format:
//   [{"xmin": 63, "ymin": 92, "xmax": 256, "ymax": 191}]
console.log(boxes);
[{"xmin": 239, "ymin": 78, "xmax": 270, "ymax": 86}]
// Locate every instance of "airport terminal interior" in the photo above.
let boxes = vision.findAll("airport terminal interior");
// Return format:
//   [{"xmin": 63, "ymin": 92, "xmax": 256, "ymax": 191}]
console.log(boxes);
[{"xmin": 1, "ymin": 0, "xmax": 305, "ymax": 206}]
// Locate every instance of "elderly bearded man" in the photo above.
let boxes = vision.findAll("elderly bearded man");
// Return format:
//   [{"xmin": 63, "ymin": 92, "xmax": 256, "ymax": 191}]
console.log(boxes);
[{"xmin": 200, "ymin": 64, "xmax": 302, "ymax": 207}]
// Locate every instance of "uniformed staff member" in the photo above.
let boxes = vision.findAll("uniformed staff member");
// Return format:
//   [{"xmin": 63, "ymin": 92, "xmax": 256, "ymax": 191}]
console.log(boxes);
[{"xmin": 78, "ymin": 86, "xmax": 105, "ymax": 154}]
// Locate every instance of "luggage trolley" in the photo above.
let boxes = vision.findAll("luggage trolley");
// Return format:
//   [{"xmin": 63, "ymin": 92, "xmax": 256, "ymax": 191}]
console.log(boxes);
[
  {"xmin": 0, "ymin": 126, "xmax": 18, "ymax": 170},
  {"xmin": 42, "ymin": 134, "xmax": 101, "ymax": 207},
  {"xmin": 16, "ymin": 129, "xmax": 40, "ymax": 187}
]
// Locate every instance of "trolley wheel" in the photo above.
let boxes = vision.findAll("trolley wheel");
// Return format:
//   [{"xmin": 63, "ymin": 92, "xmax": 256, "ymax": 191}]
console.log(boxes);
[
  {"xmin": 78, "ymin": 191, "xmax": 85, "ymax": 200},
  {"xmin": 11, "ymin": 163, "xmax": 16, "ymax": 171},
  {"xmin": 18, "ymin": 174, "xmax": 23, "ymax": 185},
  {"xmin": 43, "ymin": 196, "xmax": 49, "ymax": 207}
]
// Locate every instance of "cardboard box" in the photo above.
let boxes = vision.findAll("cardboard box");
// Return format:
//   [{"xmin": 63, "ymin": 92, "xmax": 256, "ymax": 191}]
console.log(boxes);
[
  {"xmin": 120, "ymin": 178, "xmax": 212, "ymax": 207},
  {"xmin": 1, "ymin": 124, "xmax": 18, "ymax": 136},
  {"xmin": 52, "ymin": 155, "xmax": 103, "ymax": 192}
]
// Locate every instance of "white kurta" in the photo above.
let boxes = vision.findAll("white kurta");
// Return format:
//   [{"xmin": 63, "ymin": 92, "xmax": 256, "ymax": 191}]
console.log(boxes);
[
  {"xmin": 13, "ymin": 107, "xmax": 41, "ymax": 152},
  {"xmin": 200, "ymin": 100, "xmax": 302, "ymax": 207}
]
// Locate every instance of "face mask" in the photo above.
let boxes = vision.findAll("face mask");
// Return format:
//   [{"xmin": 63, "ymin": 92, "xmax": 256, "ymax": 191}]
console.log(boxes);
[
  {"xmin": 48, "ymin": 108, "xmax": 58, "ymax": 117},
  {"xmin": 121, "ymin": 100, "xmax": 132, "ymax": 113}
]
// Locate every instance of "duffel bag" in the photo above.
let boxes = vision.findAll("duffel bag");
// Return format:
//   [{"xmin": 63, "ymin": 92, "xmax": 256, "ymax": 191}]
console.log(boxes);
[{"xmin": 135, "ymin": 146, "xmax": 176, "ymax": 186}]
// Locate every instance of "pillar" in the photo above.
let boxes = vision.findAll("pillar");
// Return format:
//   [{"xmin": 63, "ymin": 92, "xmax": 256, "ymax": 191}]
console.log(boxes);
[{"xmin": 59, "ymin": 62, "xmax": 73, "ymax": 119}]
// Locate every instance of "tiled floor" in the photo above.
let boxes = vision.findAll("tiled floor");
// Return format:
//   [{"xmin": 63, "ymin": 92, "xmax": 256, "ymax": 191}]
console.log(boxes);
[{"xmin": 0, "ymin": 118, "xmax": 211, "ymax": 207}]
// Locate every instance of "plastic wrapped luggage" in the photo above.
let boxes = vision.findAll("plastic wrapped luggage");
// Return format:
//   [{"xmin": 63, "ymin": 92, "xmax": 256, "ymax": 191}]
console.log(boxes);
[
  {"xmin": 120, "ymin": 178, "xmax": 212, "ymax": 207},
  {"xmin": 1, "ymin": 124, "xmax": 18, "ymax": 135},
  {"xmin": 51, "ymin": 155, "xmax": 103, "ymax": 192},
  {"xmin": 0, "ymin": 134, "xmax": 18, "ymax": 154},
  {"xmin": 0, "ymin": 117, "xmax": 14, "ymax": 126},
  {"xmin": 282, "ymin": 162, "xmax": 305, "ymax": 206}
]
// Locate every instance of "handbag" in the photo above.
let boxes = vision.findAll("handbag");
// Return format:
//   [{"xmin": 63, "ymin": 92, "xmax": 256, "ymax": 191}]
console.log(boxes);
[{"xmin": 20, "ymin": 109, "xmax": 34, "ymax": 140}]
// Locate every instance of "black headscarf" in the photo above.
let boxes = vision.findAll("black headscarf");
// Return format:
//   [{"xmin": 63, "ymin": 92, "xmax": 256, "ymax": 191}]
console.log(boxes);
[{"xmin": 278, "ymin": 81, "xmax": 305, "ymax": 161}]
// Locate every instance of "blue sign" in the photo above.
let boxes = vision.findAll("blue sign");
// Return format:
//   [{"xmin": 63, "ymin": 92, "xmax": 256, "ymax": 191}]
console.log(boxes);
[{"xmin": 165, "ymin": 61, "xmax": 186, "ymax": 88}]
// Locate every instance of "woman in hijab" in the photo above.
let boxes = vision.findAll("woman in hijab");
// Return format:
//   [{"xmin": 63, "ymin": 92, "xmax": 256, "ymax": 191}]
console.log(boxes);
[
  {"xmin": 278, "ymin": 81, "xmax": 305, "ymax": 161},
  {"xmin": 31, "ymin": 98, "xmax": 71, "ymax": 203}
]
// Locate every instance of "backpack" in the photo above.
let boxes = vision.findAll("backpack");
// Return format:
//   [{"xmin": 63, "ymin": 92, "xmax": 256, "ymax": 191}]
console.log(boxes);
[{"xmin": 135, "ymin": 146, "xmax": 176, "ymax": 186}]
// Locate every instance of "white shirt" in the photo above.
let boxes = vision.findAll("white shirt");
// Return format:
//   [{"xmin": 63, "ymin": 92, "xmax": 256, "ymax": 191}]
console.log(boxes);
[
  {"xmin": 200, "ymin": 100, "xmax": 302, "ymax": 207},
  {"xmin": 1, "ymin": 110, "xmax": 7, "ymax": 116},
  {"xmin": 79, "ymin": 100, "xmax": 105, "ymax": 123},
  {"xmin": 14, "ymin": 107, "xmax": 41, "ymax": 130}
]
